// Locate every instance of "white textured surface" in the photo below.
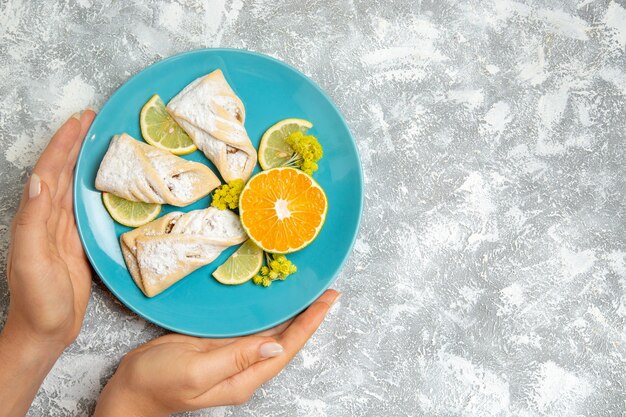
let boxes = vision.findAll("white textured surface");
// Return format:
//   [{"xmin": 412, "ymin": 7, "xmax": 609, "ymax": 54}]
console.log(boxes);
[{"xmin": 1, "ymin": 0, "xmax": 626, "ymax": 416}]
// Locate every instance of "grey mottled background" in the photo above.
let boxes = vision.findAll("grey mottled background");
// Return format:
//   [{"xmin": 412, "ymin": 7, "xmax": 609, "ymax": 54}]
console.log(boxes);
[{"xmin": 1, "ymin": 0, "xmax": 626, "ymax": 416}]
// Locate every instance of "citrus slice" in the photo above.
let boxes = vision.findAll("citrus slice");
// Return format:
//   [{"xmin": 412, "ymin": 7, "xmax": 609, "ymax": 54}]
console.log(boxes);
[
  {"xmin": 102, "ymin": 193, "xmax": 161, "ymax": 228},
  {"xmin": 140, "ymin": 94, "xmax": 197, "ymax": 155},
  {"xmin": 239, "ymin": 167, "xmax": 327, "ymax": 254},
  {"xmin": 212, "ymin": 239, "xmax": 264, "ymax": 285},
  {"xmin": 258, "ymin": 118, "xmax": 313, "ymax": 170}
]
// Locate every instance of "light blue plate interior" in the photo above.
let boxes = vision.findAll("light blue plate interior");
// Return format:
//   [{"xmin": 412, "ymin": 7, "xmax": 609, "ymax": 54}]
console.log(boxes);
[{"xmin": 74, "ymin": 49, "xmax": 363, "ymax": 337}]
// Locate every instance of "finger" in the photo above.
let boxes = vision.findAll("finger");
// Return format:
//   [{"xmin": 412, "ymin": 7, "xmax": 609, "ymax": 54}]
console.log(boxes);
[
  {"xmin": 190, "ymin": 336, "xmax": 283, "ymax": 389},
  {"xmin": 14, "ymin": 174, "xmax": 31, "ymax": 216},
  {"xmin": 8, "ymin": 179, "xmax": 31, "ymax": 246},
  {"xmin": 69, "ymin": 263, "xmax": 92, "ymax": 321},
  {"xmin": 68, "ymin": 109, "xmax": 96, "ymax": 172},
  {"xmin": 137, "ymin": 334, "xmax": 236, "ymax": 353},
  {"xmin": 11, "ymin": 174, "xmax": 53, "ymax": 260},
  {"xmin": 256, "ymin": 318, "xmax": 294, "ymax": 337},
  {"xmin": 79, "ymin": 108, "xmax": 97, "ymax": 138},
  {"xmin": 18, "ymin": 108, "xmax": 95, "ymax": 210},
  {"xmin": 276, "ymin": 290, "xmax": 340, "ymax": 353},
  {"xmin": 141, "ymin": 319, "xmax": 295, "ymax": 352},
  {"xmin": 195, "ymin": 290, "xmax": 340, "ymax": 406},
  {"xmin": 192, "ymin": 320, "xmax": 296, "ymax": 346},
  {"xmin": 33, "ymin": 115, "xmax": 82, "ymax": 197},
  {"xmin": 56, "ymin": 207, "xmax": 92, "ymax": 302},
  {"xmin": 6, "ymin": 180, "xmax": 30, "ymax": 279},
  {"xmin": 60, "ymin": 109, "xmax": 97, "ymax": 210},
  {"xmin": 12, "ymin": 113, "xmax": 82, "ymax": 218}
]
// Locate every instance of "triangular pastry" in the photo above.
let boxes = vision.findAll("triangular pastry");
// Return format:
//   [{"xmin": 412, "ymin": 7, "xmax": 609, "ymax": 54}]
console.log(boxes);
[
  {"xmin": 166, "ymin": 69, "xmax": 257, "ymax": 182},
  {"xmin": 95, "ymin": 133, "xmax": 220, "ymax": 207},
  {"xmin": 120, "ymin": 208, "xmax": 247, "ymax": 297}
]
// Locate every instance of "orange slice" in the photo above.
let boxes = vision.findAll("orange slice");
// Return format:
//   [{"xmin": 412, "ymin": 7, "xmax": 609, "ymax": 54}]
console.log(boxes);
[{"xmin": 239, "ymin": 167, "xmax": 327, "ymax": 254}]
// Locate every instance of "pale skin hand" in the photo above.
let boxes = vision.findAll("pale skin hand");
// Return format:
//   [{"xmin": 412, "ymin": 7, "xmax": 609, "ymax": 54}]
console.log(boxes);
[
  {"xmin": 0, "ymin": 110, "xmax": 96, "ymax": 417},
  {"xmin": 94, "ymin": 289, "xmax": 341, "ymax": 417}
]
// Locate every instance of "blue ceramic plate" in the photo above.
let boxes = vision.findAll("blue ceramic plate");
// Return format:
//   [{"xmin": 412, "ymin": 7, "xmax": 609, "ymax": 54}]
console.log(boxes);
[{"xmin": 74, "ymin": 49, "xmax": 363, "ymax": 337}]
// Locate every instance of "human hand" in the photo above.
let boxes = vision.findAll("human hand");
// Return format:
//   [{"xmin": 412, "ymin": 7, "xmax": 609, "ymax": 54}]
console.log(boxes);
[
  {"xmin": 3, "ymin": 110, "xmax": 96, "ymax": 353},
  {"xmin": 94, "ymin": 289, "xmax": 340, "ymax": 417},
  {"xmin": 0, "ymin": 109, "xmax": 96, "ymax": 417}
]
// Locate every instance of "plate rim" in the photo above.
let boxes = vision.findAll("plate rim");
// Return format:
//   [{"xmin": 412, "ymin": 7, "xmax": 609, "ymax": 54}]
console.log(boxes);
[{"xmin": 73, "ymin": 47, "xmax": 364, "ymax": 337}]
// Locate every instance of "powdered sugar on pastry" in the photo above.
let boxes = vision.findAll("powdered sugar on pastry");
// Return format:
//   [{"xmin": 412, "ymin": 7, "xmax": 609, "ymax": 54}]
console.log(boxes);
[
  {"xmin": 137, "ymin": 239, "xmax": 198, "ymax": 278},
  {"xmin": 174, "ymin": 117, "xmax": 249, "ymax": 179},
  {"xmin": 95, "ymin": 133, "xmax": 220, "ymax": 206},
  {"xmin": 171, "ymin": 206, "xmax": 246, "ymax": 240},
  {"xmin": 137, "ymin": 237, "xmax": 220, "ymax": 284},
  {"xmin": 121, "ymin": 207, "xmax": 247, "ymax": 297},
  {"xmin": 144, "ymin": 146, "xmax": 198, "ymax": 201},
  {"xmin": 213, "ymin": 95, "xmax": 243, "ymax": 121},
  {"xmin": 96, "ymin": 135, "xmax": 156, "ymax": 200},
  {"xmin": 167, "ymin": 69, "xmax": 257, "ymax": 182}
]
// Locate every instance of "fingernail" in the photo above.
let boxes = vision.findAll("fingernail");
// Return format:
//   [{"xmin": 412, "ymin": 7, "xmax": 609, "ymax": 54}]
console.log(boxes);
[
  {"xmin": 259, "ymin": 342, "xmax": 284, "ymax": 358},
  {"xmin": 71, "ymin": 112, "xmax": 81, "ymax": 121},
  {"xmin": 85, "ymin": 106, "xmax": 97, "ymax": 113},
  {"xmin": 29, "ymin": 173, "xmax": 41, "ymax": 199}
]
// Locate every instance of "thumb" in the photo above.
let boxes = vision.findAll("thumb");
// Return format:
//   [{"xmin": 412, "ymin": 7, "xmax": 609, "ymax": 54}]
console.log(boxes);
[
  {"xmin": 193, "ymin": 336, "xmax": 284, "ymax": 387},
  {"xmin": 12, "ymin": 173, "xmax": 52, "ymax": 253}
]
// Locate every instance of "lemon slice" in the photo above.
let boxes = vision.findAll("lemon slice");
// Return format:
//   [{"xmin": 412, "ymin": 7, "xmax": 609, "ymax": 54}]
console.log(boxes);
[
  {"xmin": 102, "ymin": 193, "xmax": 161, "ymax": 228},
  {"xmin": 258, "ymin": 118, "xmax": 313, "ymax": 170},
  {"xmin": 140, "ymin": 94, "xmax": 197, "ymax": 155},
  {"xmin": 213, "ymin": 239, "xmax": 264, "ymax": 285}
]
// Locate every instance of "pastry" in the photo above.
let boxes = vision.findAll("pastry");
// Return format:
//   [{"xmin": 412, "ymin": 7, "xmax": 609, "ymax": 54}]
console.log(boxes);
[
  {"xmin": 95, "ymin": 133, "xmax": 220, "ymax": 207},
  {"xmin": 120, "ymin": 207, "xmax": 247, "ymax": 297},
  {"xmin": 167, "ymin": 69, "xmax": 257, "ymax": 182}
]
